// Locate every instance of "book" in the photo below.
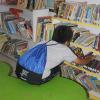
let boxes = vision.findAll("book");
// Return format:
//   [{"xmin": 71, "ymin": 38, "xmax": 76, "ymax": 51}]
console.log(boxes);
[
  {"xmin": 28, "ymin": 0, "xmax": 35, "ymax": 10},
  {"xmin": 6, "ymin": 0, "xmax": 17, "ymax": 5},
  {"xmin": 17, "ymin": 0, "xmax": 28, "ymax": 9}
]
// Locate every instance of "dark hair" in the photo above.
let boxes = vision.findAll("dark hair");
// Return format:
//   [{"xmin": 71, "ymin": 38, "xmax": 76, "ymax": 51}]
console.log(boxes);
[{"xmin": 52, "ymin": 25, "xmax": 73, "ymax": 44}]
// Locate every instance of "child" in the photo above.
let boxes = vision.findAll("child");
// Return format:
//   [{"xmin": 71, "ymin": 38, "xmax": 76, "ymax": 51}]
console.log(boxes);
[{"xmin": 15, "ymin": 25, "xmax": 94, "ymax": 85}]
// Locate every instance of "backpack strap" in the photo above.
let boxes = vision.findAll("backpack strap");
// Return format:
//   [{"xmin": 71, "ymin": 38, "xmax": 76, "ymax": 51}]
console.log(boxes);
[
  {"xmin": 47, "ymin": 43, "xmax": 58, "ymax": 46},
  {"xmin": 46, "ymin": 40, "xmax": 58, "ymax": 46}
]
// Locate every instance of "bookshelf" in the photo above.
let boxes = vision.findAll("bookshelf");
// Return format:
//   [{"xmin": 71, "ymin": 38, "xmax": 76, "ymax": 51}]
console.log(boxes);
[
  {"xmin": 52, "ymin": 17, "xmax": 100, "ymax": 55},
  {"xmin": 70, "ymin": 42, "xmax": 100, "ymax": 55},
  {"xmin": 14, "ymin": 8, "xmax": 51, "ymax": 42},
  {"xmin": 36, "ymin": 14, "xmax": 100, "ymax": 99},
  {"xmin": 63, "ymin": 61, "xmax": 100, "ymax": 100},
  {"xmin": 64, "ymin": 61, "xmax": 100, "ymax": 79},
  {"xmin": 52, "ymin": 17, "xmax": 100, "ymax": 29},
  {"xmin": 0, "ymin": 3, "xmax": 55, "ymax": 41},
  {"xmin": 55, "ymin": 0, "xmax": 100, "ymax": 99}
]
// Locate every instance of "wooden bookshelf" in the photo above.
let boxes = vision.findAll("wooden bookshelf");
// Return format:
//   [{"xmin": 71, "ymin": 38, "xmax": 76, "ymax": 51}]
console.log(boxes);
[
  {"xmin": 70, "ymin": 42, "xmax": 100, "ymax": 55},
  {"xmin": 64, "ymin": 61, "xmax": 100, "ymax": 79},
  {"xmin": 52, "ymin": 17, "xmax": 100, "ymax": 29}
]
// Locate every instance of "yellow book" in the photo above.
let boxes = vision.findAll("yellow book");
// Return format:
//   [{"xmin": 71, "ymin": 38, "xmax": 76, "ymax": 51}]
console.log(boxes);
[
  {"xmin": 36, "ymin": 23, "xmax": 42, "ymax": 41},
  {"xmin": 45, "ymin": 23, "xmax": 54, "ymax": 41},
  {"xmin": 34, "ymin": 0, "xmax": 40, "ymax": 10},
  {"xmin": 17, "ymin": 0, "xmax": 28, "ymax": 9}
]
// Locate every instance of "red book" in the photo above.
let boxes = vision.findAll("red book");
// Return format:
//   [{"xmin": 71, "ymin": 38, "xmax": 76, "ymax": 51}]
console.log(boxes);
[{"xmin": 9, "ymin": 8, "xmax": 23, "ymax": 18}]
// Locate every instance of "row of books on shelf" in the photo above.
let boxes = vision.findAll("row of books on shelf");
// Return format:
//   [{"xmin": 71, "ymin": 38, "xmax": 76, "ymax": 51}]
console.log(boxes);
[
  {"xmin": 71, "ymin": 58, "xmax": 100, "ymax": 74},
  {"xmin": 58, "ymin": 1, "xmax": 100, "ymax": 26},
  {"xmin": 83, "ymin": 59, "xmax": 100, "ymax": 73},
  {"xmin": 72, "ymin": 31, "xmax": 100, "ymax": 51},
  {"xmin": 0, "ymin": 11, "xmax": 33, "ymax": 39},
  {"xmin": 36, "ymin": 16, "xmax": 54, "ymax": 42},
  {"xmin": 0, "ymin": 0, "xmax": 63, "ymax": 11},
  {"xmin": 26, "ymin": 0, "xmax": 45, "ymax": 11},
  {"xmin": 0, "ymin": 0, "xmax": 46, "ymax": 11},
  {"xmin": 61, "ymin": 64, "xmax": 100, "ymax": 93},
  {"xmin": 36, "ymin": 16, "xmax": 100, "ymax": 51},
  {"xmin": 1, "ymin": 38, "xmax": 28, "ymax": 58}
]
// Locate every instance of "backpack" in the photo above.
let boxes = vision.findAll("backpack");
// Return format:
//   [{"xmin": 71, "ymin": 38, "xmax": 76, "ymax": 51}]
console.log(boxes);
[
  {"xmin": 18, "ymin": 41, "xmax": 56, "ymax": 74},
  {"xmin": 16, "ymin": 41, "xmax": 58, "ymax": 84},
  {"xmin": 18, "ymin": 42, "xmax": 48, "ymax": 74},
  {"xmin": 15, "ymin": 42, "xmax": 56, "ymax": 84}
]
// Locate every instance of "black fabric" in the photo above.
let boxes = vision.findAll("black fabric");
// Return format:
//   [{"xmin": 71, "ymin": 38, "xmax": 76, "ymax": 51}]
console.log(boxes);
[
  {"xmin": 15, "ymin": 63, "xmax": 61, "ymax": 85},
  {"xmin": 15, "ymin": 63, "xmax": 42, "ymax": 85}
]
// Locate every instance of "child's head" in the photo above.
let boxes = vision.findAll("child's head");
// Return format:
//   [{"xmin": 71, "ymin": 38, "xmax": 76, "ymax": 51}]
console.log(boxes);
[{"xmin": 52, "ymin": 25, "xmax": 73, "ymax": 44}]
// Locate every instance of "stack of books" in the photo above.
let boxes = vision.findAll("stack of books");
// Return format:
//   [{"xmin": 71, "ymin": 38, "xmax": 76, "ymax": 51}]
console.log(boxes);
[
  {"xmin": 61, "ymin": 64, "xmax": 100, "ymax": 92},
  {"xmin": 1, "ymin": 39, "xmax": 28, "ymax": 58},
  {"xmin": 0, "ymin": 11, "xmax": 33, "ymax": 39},
  {"xmin": 75, "ymin": 34, "xmax": 95, "ymax": 46}
]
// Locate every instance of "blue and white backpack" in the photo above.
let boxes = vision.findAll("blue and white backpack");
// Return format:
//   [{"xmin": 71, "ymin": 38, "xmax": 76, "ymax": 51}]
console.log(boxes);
[
  {"xmin": 16, "ymin": 41, "xmax": 57, "ymax": 84},
  {"xmin": 18, "ymin": 42, "xmax": 47, "ymax": 74}
]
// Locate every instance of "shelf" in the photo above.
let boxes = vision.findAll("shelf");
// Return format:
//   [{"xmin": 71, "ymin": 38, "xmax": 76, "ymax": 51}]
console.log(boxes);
[
  {"xmin": 52, "ymin": 17, "xmax": 100, "ymax": 29},
  {"xmin": 64, "ymin": 61, "xmax": 100, "ymax": 79},
  {"xmin": 70, "ymin": 42, "xmax": 100, "ymax": 55}
]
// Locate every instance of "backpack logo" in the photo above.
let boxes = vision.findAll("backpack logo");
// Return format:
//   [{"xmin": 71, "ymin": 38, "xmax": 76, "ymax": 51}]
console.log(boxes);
[{"xmin": 20, "ymin": 69, "xmax": 29, "ymax": 80}]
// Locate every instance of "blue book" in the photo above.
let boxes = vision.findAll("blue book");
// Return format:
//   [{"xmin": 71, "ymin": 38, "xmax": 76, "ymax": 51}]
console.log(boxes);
[
  {"xmin": 89, "ymin": 77, "xmax": 97, "ymax": 90},
  {"xmin": 7, "ymin": 21, "xmax": 13, "ymax": 34},
  {"xmin": 5, "ymin": 21, "xmax": 11, "ymax": 34},
  {"xmin": 7, "ymin": 21, "xmax": 16, "ymax": 34}
]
